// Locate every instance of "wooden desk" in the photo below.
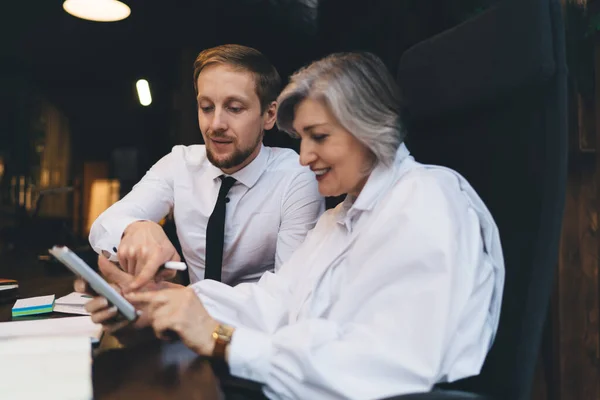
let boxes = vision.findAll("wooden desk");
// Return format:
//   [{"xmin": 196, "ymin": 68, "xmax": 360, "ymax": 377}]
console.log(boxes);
[
  {"xmin": 93, "ymin": 339, "xmax": 266, "ymax": 400},
  {"xmin": 0, "ymin": 254, "xmax": 75, "ymax": 321},
  {"xmin": 0, "ymin": 254, "xmax": 266, "ymax": 399}
]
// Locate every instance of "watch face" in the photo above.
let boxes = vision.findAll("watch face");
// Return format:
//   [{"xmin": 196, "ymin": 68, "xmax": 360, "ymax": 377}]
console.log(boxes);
[{"xmin": 213, "ymin": 324, "xmax": 234, "ymax": 342}]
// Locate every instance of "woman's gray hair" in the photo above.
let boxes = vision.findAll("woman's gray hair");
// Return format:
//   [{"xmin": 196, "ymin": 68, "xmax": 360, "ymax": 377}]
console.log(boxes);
[{"xmin": 277, "ymin": 52, "xmax": 405, "ymax": 167}]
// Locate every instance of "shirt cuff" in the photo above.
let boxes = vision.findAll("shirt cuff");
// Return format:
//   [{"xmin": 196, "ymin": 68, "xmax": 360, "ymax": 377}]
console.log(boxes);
[
  {"xmin": 94, "ymin": 217, "xmax": 147, "ymax": 261},
  {"xmin": 228, "ymin": 327, "xmax": 273, "ymax": 384}
]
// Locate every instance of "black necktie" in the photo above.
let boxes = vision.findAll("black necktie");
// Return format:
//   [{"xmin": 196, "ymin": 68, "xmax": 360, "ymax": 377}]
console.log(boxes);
[{"xmin": 205, "ymin": 176, "xmax": 236, "ymax": 282}]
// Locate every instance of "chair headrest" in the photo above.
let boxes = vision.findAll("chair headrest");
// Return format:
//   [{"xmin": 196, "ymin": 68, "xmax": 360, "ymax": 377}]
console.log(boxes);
[{"xmin": 397, "ymin": 0, "xmax": 557, "ymax": 120}]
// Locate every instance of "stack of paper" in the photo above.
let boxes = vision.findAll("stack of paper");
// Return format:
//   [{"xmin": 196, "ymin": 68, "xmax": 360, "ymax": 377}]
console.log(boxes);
[
  {"xmin": 0, "ymin": 278, "xmax": 19, "ymax": 303},
  {"xmin": 0, "ymin": 315, "xmax": 103, "ymax": 342},
  {"xmin": 54, "ymin": 292, "xmax": 92, "ymax": 316},
  {"xmin": 12, "ymin": 295, "xmax": 55, "ymax": 317},
  {"xmin": 0, "ymin": 335, "xmax": 93, "ymax": 400}
]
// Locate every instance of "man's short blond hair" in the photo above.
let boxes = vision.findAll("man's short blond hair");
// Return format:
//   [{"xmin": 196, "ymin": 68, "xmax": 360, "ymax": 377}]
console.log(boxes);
[{"xmin": 193, "ymin": 44, "xmax": 281, "ymax": 113}]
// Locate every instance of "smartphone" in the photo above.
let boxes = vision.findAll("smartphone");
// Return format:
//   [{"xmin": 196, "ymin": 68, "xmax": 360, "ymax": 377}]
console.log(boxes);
[{"xmin": 48, "ymin": 245, "xmax": 139, "ymax": 322}]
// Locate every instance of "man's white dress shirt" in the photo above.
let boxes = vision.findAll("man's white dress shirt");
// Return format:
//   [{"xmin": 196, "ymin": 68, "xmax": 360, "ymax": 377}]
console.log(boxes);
[
  {"xmin": 89, "ymin": 144, "xmax": 325, "ymax": 285},
  {"xmin": 193, "ymin": 144, "xmax": 505, "ymax": 399}
]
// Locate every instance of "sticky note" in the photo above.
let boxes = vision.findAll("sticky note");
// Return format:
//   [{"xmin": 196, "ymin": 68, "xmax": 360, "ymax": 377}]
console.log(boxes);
[{"xmin": 12, "ymin": 295, "xmax": 55, "ymax": 317}]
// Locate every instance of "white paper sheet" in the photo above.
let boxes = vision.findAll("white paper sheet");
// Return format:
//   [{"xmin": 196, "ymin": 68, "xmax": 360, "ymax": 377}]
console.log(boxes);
[
  {"xmin": 56, "ymin": 292, "xmax": 92, "ymax": 306},
  {"xmin": 53, "ymin": 304, "xmax": 90, "ymax": 316},
  {"xmin": 54, "ymin": 292, "xmax": 92, "ymax": 315},
  {"xmin": 0, "ymin": 336, "xmax": 92, "ymax": 400}
]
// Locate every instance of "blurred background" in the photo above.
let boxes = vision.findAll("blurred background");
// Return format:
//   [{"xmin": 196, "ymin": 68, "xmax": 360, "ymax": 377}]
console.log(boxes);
[{"xmin": 0, "ymin": 0, "xmax": 495, "ymax": 254}]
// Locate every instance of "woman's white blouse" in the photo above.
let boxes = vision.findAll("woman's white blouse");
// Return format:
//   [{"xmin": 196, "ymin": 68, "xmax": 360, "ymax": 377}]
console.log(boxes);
[{"xmin": 192, "ymin": 144, "xmax": 505, "ymax": 400}]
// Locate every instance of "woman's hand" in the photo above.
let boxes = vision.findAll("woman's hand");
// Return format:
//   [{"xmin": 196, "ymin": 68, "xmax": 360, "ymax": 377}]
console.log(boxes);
[
  {"xmin": 74, "ymin": 255, "xmax": 182, "ymax": 334},
  {"xmin": 125, "ymin": 287, "xmax": 219, "ymax": 356}
]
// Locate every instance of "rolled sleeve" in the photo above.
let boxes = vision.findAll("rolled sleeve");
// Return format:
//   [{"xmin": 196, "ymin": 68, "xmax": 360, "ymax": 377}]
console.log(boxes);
[{"xmin": 229, "ymin": 327, "xmax": 274, "ymax": 383}]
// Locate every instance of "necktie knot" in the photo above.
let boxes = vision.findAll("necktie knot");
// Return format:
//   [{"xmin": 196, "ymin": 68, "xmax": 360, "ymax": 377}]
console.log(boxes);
[{"xmin": 218, "ymin": 176, "xmax": 236, "ymax": 198}]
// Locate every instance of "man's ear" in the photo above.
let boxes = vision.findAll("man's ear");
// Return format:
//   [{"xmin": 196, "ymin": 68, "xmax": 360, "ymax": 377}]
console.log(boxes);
[{"xmin": 263, "ymin": 101, "xmax": 277, "ymax": 130}]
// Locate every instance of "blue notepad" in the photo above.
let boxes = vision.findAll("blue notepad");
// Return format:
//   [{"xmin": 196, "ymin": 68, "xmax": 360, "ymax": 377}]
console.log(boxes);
[{"xmin": 12, "ymin": 295, "xmax": 55, "ymax": 317}]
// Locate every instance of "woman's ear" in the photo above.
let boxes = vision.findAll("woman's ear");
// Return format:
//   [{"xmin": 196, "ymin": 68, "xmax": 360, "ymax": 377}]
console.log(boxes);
[{"xmin": 263, "ymin": 101, "xmax": 277, "ymax": 130}]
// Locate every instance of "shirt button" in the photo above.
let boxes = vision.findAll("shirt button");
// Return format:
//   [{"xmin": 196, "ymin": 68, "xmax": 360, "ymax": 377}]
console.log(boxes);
[{"xmin": 225, "ymin": 197, "xmax": 230, "ymax": 203}]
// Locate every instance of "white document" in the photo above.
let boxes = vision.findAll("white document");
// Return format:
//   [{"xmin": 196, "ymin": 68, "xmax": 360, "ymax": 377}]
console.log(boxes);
[
  {"xmin": 0, "ymin": 335, "xmax": 92, "ymax": 400},
  {"xmin": 0, "ymin": 316, "xmax": 102, "ymax": 341},
  {"xmin": 54, "ymin": 292, "xmax": 92, "ymax": 316}
]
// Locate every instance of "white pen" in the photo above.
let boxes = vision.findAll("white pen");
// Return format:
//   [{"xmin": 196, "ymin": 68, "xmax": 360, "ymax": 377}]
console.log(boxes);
[
  {"xmin": 162, "ymin": 261, "xmax": 187, "ymax": 271},
  {"xmin": 109, "ymin": 247, "xmax": 187, "ymax": 272}
]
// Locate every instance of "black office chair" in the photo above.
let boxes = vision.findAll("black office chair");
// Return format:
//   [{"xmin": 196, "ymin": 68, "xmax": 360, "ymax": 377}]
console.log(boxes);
[{"xmin": 385, "ymin": 0, "xmax": 568, "ymax": 399}]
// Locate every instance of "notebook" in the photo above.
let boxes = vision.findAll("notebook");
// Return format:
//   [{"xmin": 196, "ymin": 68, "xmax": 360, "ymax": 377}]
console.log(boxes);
[
  {"xmin": 0, "ymin": 335, "xmax": 93, "ymax": 400},
  {"xmin": 12, "ymin": 295, "xmax": 55, "ymax": 317}
]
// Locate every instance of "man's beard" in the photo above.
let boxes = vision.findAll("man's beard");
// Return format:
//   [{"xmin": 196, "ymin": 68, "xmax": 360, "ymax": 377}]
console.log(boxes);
[{"xmin": 205, "ymin": 130, "xmax": 263, "ymax": 170}]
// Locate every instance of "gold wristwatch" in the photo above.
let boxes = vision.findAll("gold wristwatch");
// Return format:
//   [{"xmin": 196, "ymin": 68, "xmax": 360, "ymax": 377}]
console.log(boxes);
[{"xmin": 212, "ymin": 324, "xmax": 235, "ymax": 361}]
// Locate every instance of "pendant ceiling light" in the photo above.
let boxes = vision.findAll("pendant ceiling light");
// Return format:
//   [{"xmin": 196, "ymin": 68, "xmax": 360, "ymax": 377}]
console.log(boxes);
[{"xmin": 63, "ymin": 0, "xmax": 131, "ymax": 22}]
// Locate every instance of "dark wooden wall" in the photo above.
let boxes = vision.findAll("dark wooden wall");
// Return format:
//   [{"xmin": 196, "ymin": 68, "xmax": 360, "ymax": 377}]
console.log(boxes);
[{"xmin": 533, "ymin": 2, "xmax": 600, "ymax": 398}]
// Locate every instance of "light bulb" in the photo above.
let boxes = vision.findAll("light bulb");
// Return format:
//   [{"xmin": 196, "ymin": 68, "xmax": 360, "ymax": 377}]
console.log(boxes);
[
  {"xmin": 136, "ymin": 79, "xmax": 152, "ymax": 106},
  {"xmin": 63, "ymin": 0, "xmax": 131, "ymax": 22}
]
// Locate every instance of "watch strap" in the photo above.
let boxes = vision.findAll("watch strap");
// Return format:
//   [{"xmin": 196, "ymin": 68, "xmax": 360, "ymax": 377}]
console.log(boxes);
[{"xmin": 212, "ymin": 324, "xmax": 234, "ymax": 361}]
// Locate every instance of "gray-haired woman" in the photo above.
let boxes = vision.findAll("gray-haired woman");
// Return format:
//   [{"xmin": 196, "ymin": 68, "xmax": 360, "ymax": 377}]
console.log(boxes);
[{"xmin": 123, "ymin": 52, "xmax": 505, "ymax": 399}]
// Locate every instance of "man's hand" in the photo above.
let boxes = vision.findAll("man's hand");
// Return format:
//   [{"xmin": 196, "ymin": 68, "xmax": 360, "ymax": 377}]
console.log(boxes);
[
  {"xmin": 119, "ymin": 220, "xmax": 180, "ymax": 291},
  {"xmin": 125, "ymin": 287, "xmax": 219, "ymax": 356}
]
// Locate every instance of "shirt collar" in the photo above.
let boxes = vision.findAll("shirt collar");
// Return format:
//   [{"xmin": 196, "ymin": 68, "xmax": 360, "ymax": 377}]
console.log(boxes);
[
  {"xmin": 339, "ymin": 143, "xmax": 411, "ymax": 218},
  {"xmin": 205, "ymin": 144, "xmax": 270, "ymax": 188}
]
